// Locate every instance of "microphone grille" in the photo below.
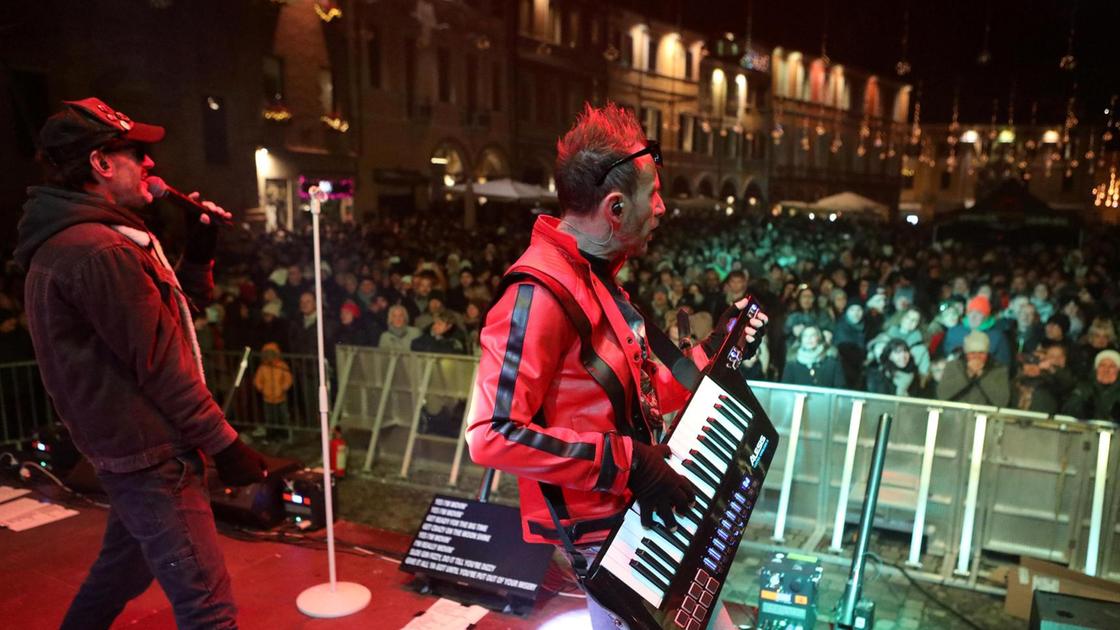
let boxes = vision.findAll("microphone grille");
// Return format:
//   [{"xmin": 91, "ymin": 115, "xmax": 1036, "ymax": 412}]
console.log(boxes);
[{"xmin": 145, "ymin": 176, "xmax": 168, "ymax": 198}]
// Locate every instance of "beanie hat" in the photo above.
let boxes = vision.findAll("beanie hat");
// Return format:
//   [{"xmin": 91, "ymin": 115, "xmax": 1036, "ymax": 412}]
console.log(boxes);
[
  {"xmin": 1095, "ymin": 349, "xmax": 1120, "ymax": 369},
  {"xmin": 966, "ymin": 295, "xmax": 991, "ymax": 317},
  {"xmin": 963, "ymin": 330, "xmax": 990, "ymax": 353},
  {"xmin": 1046, "ymin": 313, "xmax": 1071, "ymax": 336},
  {"xmin": 341, "ymin": 301, "xmax": 362, "ymax": 320}
]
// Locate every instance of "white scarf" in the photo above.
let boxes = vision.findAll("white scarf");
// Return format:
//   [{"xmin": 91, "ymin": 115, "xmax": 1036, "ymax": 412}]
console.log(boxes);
[{"xmin": 112, "ymin": 225, "xmax": 206, "ymax": 382}]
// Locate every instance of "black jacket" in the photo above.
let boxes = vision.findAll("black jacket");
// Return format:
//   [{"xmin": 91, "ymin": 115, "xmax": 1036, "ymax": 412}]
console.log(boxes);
[{"xmin": 15, "ymin": 186, "xmax": 236, "ymax": 472}]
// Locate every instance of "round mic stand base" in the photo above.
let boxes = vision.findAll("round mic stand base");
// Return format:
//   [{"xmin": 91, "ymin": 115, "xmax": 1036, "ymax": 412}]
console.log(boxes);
[{"xmin": 296, "ymin": 582, "xmax": 372, "ymax": 618}]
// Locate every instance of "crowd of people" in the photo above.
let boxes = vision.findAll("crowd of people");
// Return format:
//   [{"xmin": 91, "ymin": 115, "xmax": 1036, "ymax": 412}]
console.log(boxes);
[{"xmin": 2, "ymin": 205, "xmax": 1118, "ymax": 422}]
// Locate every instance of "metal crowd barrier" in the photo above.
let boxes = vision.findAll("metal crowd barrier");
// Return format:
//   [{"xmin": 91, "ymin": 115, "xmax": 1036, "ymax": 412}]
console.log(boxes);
[
  {"xmin": 3, "ymin": 348, "xmax": 1118, "ymax": 586},
  {"xmin": 328, "ymin": 347, "xmax": 1120, "ymax": 586},
  {"xmin": 330, "ymin": 346, "xmax": 477, "ymax": 481},
  {"xmin": 201, "ymin": 349, "xmax": 324, "ymax": 433},
  {"xmin": 0, "ymin": 361, "xmax": 55, "ymax": 446}
]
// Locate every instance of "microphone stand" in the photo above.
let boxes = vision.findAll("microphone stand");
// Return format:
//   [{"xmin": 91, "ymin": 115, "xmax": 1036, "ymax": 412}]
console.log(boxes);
[
  {"xmin": 296, "ymin": 186, "xmax": 372, "ymax": 618},
  {"xmin": 836, "ymin": 413, "xmax": 892, "ymax": 629}
]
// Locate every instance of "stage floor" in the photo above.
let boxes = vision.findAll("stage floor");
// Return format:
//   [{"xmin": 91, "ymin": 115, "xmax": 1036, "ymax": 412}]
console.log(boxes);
[{"xmin": 0, "ymin": 506, "xmax": 587, "ymax": 629}]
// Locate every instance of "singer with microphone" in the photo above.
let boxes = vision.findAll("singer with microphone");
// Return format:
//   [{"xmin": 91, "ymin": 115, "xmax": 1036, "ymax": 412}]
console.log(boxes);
[{"xmin": 15, "ymin": 97, "xmax": 267, "ymax": 629}]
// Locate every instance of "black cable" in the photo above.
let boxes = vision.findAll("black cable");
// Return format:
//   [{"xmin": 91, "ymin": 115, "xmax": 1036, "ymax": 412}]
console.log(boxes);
[
  {"xmin": 216, "ymin": 522, "xmax": 406, "ymax": 562},
  {"xmin": 865, "ymin": 552, "xmax": 987, "ymax": 630}
]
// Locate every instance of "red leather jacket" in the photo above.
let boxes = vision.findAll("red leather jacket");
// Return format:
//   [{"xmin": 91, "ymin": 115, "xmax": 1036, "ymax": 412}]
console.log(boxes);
[{"xmin": 467, "ymin": 216, "xmax": 705, "ymax": 545}]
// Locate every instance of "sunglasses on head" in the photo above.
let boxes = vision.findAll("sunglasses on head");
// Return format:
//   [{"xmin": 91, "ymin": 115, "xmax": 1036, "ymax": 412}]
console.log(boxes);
[{"xmin": 595, "ymin": 140, "xmax": 662, "ymax": 187}]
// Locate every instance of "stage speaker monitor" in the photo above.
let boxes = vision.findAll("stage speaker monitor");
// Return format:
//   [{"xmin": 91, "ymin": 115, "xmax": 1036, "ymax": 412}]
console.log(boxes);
[
  {"xmin": 280, "ymin": 468, "xmax": 337, "ymax": 530},
  {"xmin": 1030, "ymin": 590, "xmax": 1120, "ymax": 630},
  {"xmin": 208, "ymin": 453, "xmax": 302, "ymax": 529},
  {"xmin": 400, "ymin": 494, "xmax": 555, "ymax": 614}
]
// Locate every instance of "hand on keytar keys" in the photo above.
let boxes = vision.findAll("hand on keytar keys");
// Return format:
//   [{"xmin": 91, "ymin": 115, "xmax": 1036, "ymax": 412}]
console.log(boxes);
[{"xmin": 627, "ymin": 442, "xmax": 695, "ymax": 532}]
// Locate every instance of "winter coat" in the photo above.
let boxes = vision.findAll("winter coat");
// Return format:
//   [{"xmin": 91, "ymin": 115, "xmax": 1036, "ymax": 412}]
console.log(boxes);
[{"xmin": 936, "ymin": 359, "xmax": 1011, "ymax": 407}]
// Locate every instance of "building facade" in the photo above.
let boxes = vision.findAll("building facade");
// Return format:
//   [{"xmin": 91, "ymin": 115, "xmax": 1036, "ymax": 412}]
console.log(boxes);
[
  {"xmin": 762, "ymin": 46, "xmax": 911, "ymax": 212},
  {"xmin": 1, "ymin": 0, "xmax": 924, "ymax": 240}
]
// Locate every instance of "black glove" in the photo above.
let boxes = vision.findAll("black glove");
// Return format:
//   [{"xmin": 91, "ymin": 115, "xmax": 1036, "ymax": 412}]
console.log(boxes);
[
  {"xmin": 702, "ymin": 300, "xmax": 767, "ymax": 359},
  {"xmin": 183, "ymin": 213, "xmax": 220, "ymax": 265},
  {"xmin": 213, "ymin": 438, "xmax": 268, "ymax": 486},
  {"xmin": 627, "ymin": 442, "xmax": 694, "ymax": 532}
]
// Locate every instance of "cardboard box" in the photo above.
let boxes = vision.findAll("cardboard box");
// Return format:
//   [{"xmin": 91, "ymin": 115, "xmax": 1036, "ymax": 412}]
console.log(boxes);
[{"xmin": 1004, "ymin": 556, "xmax": 1120, "ymax": 620}]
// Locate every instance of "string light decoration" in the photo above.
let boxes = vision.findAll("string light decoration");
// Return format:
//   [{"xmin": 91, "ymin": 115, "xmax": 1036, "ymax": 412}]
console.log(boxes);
[
  {"xmin": 896, "ymin": 2, "xmax": 911, "ymax": 76},
  {"xmin": 909, "ymin": 98, "xmax": 922, "ymax": 147},
  {"xmin": 946, "ymin": 85, "xmax": 960, "ymax": 172},
  {"xmin": 1062, "ymin": 92, "xmax": 1078, "ymax": 147},
  {"xmin": 1087, "ymin": 96, "xmax": 1120, "ymax": 200},
  {"xmin": 1085, "ymin": 129, "xmax": 1097, "ymax": 175},
  {"xmin": 1059, "ymin": 1, "xmax": 1078, "ymax": 71},
  {"xmin": 263, "ymin": 103, "xmax": 292, "ymax": 122},
  {"xmin": 320, "ymin": 114, "xmax": 350, "ymax": 132},
  {"xmin": 830, "ymin": 106, "xmax": 843, "ymax": 153},
  {"xmin": 977, "ymin": 7, "xmax": 992, "ymax": 66},
  {"xmin": 819, "ymin": 0, "xmax": 831, "ymax": 67},
  {"xmin": 772, "ymin": 101, "xmax": 784, "ymax": 145},
  {"xmin": 1093, "ymin": 167, "xmax": 1120, "ymax": 208},
  {"xmin": 315, "ymin": 0, "xmax": 342, "ymax": 22}
]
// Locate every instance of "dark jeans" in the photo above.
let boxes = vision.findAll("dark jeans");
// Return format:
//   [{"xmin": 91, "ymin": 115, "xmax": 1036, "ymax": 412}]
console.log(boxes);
[{"xmin": 60, "ymin": 450, "xmax": 238, "ymax": 630}]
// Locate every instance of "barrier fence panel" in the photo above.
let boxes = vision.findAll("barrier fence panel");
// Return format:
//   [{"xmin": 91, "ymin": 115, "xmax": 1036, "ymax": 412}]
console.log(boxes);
[
  {"xmin": 333, "ymin": 345, "xmax": 396, "ymax": 432},
  {"xmin": 976, "ymin": 412, "xmax": 1095, "ymax": 565},
  {"xmin": 0, "ymin": 361, "xmax": 54, "ymax": 446},
  {"xmin": 398, "ymin": 352, "xmax": 476, "ymax": 480},
  {"xmin": 334, "ymin": 347, "xmax": 477, "ymax": 482},
  {"xmin": 3, "ymin": 352, "xmax": 1119, "ymax": 587},
  {"xmin": 202, "ymin": 350, "xmax": 322, "ymax": 432},
  {"xmin": 1074, "ymin": 424, "xmax": 1120, "ymax": 578},
  {"xmin": 1101, "ymin": 429, "xmax": 1120, "ymax": 580},
  {"xmin": 829, "ymin": 396, "xmax": 959, "ymax": 563}
]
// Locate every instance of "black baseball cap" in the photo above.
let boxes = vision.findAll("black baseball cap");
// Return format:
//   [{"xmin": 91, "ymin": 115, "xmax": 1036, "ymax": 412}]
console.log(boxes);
[{"xmin": 38, "ymin": 97, "xmax": 165, "ymax": 164}]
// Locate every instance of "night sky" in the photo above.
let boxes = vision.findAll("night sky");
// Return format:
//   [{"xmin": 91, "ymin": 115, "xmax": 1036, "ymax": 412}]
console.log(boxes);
[{"xmin": 636, "ymin": 0, "xmax": 1120, "ymax": 126}]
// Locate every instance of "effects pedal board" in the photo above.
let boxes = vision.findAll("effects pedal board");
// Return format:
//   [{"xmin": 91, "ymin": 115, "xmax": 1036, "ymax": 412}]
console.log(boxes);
[{"xmin": 757, "ymin": 551, "xmax": 823, "ymax": 630}]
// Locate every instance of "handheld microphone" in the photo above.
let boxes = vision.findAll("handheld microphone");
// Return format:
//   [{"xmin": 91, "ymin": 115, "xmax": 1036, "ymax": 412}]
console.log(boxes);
[{"xmin": 146, "ymin": 176, "xmax": 232, "ymax": 227}]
